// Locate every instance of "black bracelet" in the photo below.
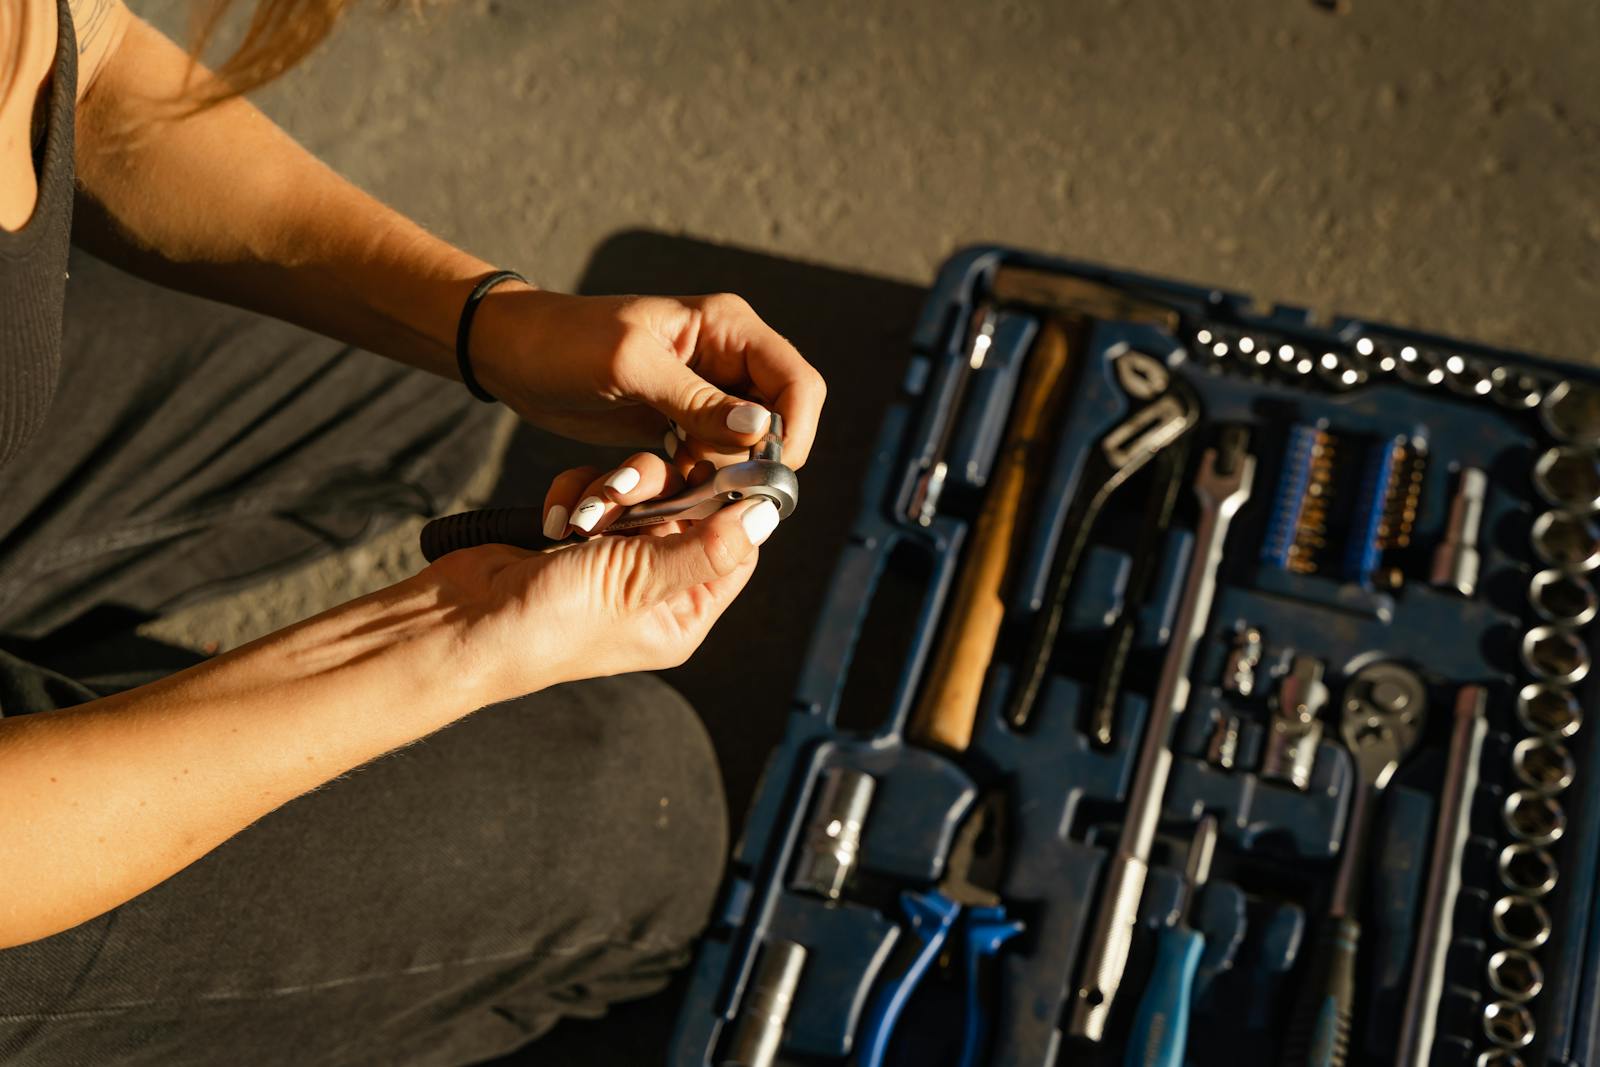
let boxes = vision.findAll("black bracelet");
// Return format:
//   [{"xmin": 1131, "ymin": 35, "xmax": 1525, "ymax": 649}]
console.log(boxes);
[{"xmin": 455, "ymin": 270, "xmax": 527, "ymax": 403}]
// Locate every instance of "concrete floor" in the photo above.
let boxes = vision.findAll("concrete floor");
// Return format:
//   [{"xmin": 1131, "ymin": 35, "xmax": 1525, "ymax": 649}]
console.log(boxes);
[{"xmin": 124, "ymin": 0, "xmax": 1600, "ymax": 1060}]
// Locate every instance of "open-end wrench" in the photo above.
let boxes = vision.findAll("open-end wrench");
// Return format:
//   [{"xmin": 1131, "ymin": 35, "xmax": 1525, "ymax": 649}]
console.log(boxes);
[
  {"xmin": 1068, "ymin": 426, "xmax": 1255, "ymax": 1043},
  {"xmin": 1005, "ymin": 352, "xmax": 1200, "ymax": 733}
]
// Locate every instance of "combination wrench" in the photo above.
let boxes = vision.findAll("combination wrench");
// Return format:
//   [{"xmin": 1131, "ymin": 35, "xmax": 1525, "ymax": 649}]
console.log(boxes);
[{"xmin": 1068, "ymin": 426, "xmax": 1256, "ymax": 1042}]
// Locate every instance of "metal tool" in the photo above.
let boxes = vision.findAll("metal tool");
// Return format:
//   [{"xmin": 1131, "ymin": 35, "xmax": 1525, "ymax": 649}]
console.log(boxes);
[
  {"xmin": 418, "ymin": 418, "xmax": 797, "ymax": 561},
  {"xmin": 790, "ymin": 766, "xmax": 875, "ymax": 900},
  {"xmin": 1533, "ymin": 445, "xmax": 1600, "ymax": 512},
  {"xmin": 1283, "ymin": 661, "xmax": 1427, "ymax": 1067},
  {"xmin": 1488, "ymin": 949, "xmax": 1545, "ymax": 1003},
  {"xmin": 1398, "ymin": 684, "xmax": 1487, "ymax": 1067},
  {"xmin": 908, "ymin": 305, "xmax": 995, "ymax": 526},
  {"xmin": 1431, "ymin": 468, "xmax": 1487, "ymax": 596},
  {"xmin": 1521, "ymin": 625, "xmax": 1590, "ymax": 686},
  {"xmin": 1517, "ymin": 682, "xmax": 1582, "ymax": 739},
  {"xmin": 1491, "ymin": 367, "xmax": 1545, "ymax": 411},
  {"xmin": 1499, "ymin": 843, "xmax": 1559, "ymax": 897},
  {"xmin": 721, "ymin": 940, "xmax": 807, "ymax": 1067},
  {"xmin": 1123, "ymin": 816, "xmax": 1219, "ymax": 1067},
  {"xmin": 1504, "ymin": 790, "xmax": 1565, "ymax": 846},
  {"xmin": 1261, "ymin": 425, "xmax": 1333, "ymax": 576},
  {"xmin": 1222, "ymin": 625, "xmax": 1264, "ymax": 697},
  {"xmin": 858, "ymin": 792, "xmax": 1022, "ymax": 1067},
  {"xmin": 1068, "ymin": 427, "xmax": 1255, "ymax": 1042},
  {"xmin": 1540, "ymin": 380, "xmax": 1600, "ymax": 445},
  {"xmin": 1529, "ymin": 568, "xmax": 1598, "ymax": 627},
  {"xmin": 1483, "ymin": 1000, "xmax": 1536, "ymax": 1050},
  {"xmin": 1477, "ymin": 1052, "xmax": 1528, "ymax": 1067},
  {"xmin": 1531, "ymin": 509, "xmax": 1600, "ymax": 572},
  {"xmin": 908, "ymin": 324, "xmax": 1071, "ymax": 752},
  {"xmin": 1513, "ymin": 736, "xmax": 1575, "ymax": 795},
  {"xmin": 1492, "ymin": 895, "xmax": 1552, "ymax": 950},
  {"xmin": 1206, "ymin": 713, "xmax": 1241, "ymax": 771},
  {"xmin": 1262, "ymin": 654, "xmax": 1328, "ymax": 791},
  {"xmin": 1005, "ymin": 351, "xmax": 1200, "ymax": 739}
]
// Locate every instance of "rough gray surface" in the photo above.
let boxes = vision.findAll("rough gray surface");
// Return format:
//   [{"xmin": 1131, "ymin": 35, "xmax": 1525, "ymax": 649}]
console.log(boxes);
[{"xmin": 136, "ymin": 0, "xmax": 1600, "ymax": 648}]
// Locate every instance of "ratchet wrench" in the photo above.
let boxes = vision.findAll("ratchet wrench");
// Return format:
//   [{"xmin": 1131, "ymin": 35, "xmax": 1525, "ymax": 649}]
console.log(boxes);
[
  {"xmin": 418, "ymin": 417, "xmax": 798, "ymax": 562},
  {"xmin": 1068, "ymin": 426, "xmax": 1255, "ymax": 1043}
]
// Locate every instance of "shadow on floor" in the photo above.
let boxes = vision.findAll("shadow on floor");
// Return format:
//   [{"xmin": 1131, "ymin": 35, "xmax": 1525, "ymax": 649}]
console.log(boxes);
[{"xmin": 480, "ymin": 230, "xmax": 925, "ymax": 1066}]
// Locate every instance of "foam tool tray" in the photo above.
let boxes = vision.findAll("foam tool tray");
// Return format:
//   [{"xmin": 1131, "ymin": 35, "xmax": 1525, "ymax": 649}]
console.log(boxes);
[{"xmin": 671, "ymin": 246, "xmax": 1600, "ymax": 1067}]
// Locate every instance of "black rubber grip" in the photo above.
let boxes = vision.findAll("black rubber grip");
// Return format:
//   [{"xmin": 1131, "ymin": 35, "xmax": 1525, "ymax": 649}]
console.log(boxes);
[{"xmin": 420, "ymin": 507, "xmax": 545, "ymax": 562}]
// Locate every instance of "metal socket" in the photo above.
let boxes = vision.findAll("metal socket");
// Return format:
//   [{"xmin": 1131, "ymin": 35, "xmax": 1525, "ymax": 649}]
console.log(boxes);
[
  {"xmin": 1490, "ymin": 366, "xmax": 1544, "ymax": 411},
  {"xmin": 720, "ymin": 941, "xmax": 807, "ymax": 1067},
  {"xmin": 1541, "ymin": 380, "xmax": 1600, "ymax": 445},
  {"xmin": 1530, "ymin": 568, "xmax": 1599, "ymax": 626},
  {"xmin": 1504, "ymin": 789, "xmax": 1566, "ymax": 846},
  {"xmin": 1534, "ymin": 445, "xmax": 1600, "ymax": 511},
  {"xmin": 1531, "ymin": 509, "xmax": 1600, "ymax": 573},
  {"xmin": 1477, "ymin": 1052, "xmax": 1528, "ymax": 1067},
  {"xmin": 790, "ymin": 767, "xmax": 876, "ymax": 900},
  {"xmin": 1520, "ymin": 625, "xmax": 1591, "ymax": 686},
  {"xmin": 1499, "ymin": 843, "xmax": 1559, "ymax": 897},
  {"xmin": 1431, "ymin": 467, "xmax": 1487, "ymax": 596},
  {"xmin": 1488, "ymin": 949, "xmax": 1545, "ymax": 1003},
  {"xmin": 1492, "ymin": 895, "xmax": 1552, "ymax": 949},
  {"xmin": 1517, "ymin": 682, "xmax": 1582, "ymax": 739},
  {"xmin": 1483, "ymin": 1000, "xmax": 1536, "ymax": 1050},
  {"xmin": 1513, "ymin": 736, "xmax": 1576, "ymax": 795}
]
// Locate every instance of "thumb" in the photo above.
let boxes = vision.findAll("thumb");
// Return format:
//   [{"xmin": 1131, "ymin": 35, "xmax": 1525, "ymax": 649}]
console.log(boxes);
[
  {"xmin": 642, "ymin": 357, "xmax": 773, "ymax": 451},
  {"xmin": 629, "ymin": 497, "xmax": 780, "ymax": 603}
]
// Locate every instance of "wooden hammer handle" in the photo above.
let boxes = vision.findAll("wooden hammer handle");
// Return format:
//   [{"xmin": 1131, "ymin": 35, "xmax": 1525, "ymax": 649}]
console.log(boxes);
[{"xmin": 909, "ymin": 321, "xmax": 1071, "ymax": 751}]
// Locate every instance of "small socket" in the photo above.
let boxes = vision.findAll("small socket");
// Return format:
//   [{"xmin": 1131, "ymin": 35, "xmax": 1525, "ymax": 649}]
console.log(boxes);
[
  {"xmin": 1490, "ymin": 366, "xmax": 1544, "ymax": 411},
  {"xmin": 1521, "ymin": 625, "xmax": 1591, "ymax": 686},
  {"xmin": 1540, "ymin": 380, "xmax": 1600, "ymax": 445},
  {"xmin": 1504, "ymin": 790, "xmax": 1566, "ymax": 846},
  {"xmin": 1517, "ymin": 682, "xmax": 1583, "ymax": 739},
  {"xmin": 1492, "ymin": 895, "xmax": 1552, "ymax": 949},
  {"xmin": 1483, "ymin": 1000, "xmax": 1536, "ymax": 1050},
  {"xmin": 1534, "ymin": 445, "xmax": 1600, "ymax": 511},
  {"xmin": 1487, "ymin": 949, "xmax": 1545, "ymax": 1003},
  {"xmin": 1499, "ymin": 842, "xmax": 1559, "ymax": 897},
  {"xmin": 1530, "ymin": 568, "xmax": 1599, "ymax": 626},
  {"xmin": 1532, "ymin": 509, "xmax": 1600, "ymax": 573},
  {"xmin": 1477, "ymin": 1051, "xmax": 1528, "ymax": 1067},
  {"xmin": 1513, "ymin": 736, "xmax": 1576, "ymax": 796}
]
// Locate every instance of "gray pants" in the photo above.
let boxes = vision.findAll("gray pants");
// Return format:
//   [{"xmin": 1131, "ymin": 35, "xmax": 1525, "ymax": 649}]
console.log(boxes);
[{"xmin": 0, "ymin": 253, "xmax": 728, "ymax": 1065}]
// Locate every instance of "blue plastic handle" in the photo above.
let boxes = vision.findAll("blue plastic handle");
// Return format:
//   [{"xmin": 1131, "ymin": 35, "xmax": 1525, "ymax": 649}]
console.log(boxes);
[
  {"xmin": 1123, "ymin": 926, "xmax": 1205, "ymax": 1067},
  {"xmin": 959, "ymin": 904, "xmax": 1025, "ymax": 1067},
  {"xmin": 858, "ymin": 890, "xmax": 962, "ymax": 1067}
]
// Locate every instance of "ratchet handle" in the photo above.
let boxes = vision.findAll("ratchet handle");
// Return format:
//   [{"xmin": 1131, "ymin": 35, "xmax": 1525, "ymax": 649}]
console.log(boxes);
[
  {"xmin": 420, "ymin": 507, "xmax": 544, "ymax": 562},
  {"xmin": 1124, "ymin": 925, "xmax": 1205, "ymax": 1067},
  {"xmin": 1282, "ymin": 916, "xmax": 1359, "ymax": 1067}
]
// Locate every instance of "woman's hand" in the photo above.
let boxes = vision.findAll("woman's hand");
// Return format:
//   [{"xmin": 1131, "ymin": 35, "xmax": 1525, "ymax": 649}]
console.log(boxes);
[
  {"xmin": 423, "ymin": 494, "xmax": 779, "ymax": 703},
  {"xmin": 470, "ymin": 288, "xmax": 826, "ymax": 469}
]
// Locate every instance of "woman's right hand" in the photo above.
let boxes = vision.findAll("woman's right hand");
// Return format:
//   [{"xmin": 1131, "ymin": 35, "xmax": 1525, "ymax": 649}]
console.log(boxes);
[{"xmin": 418, "ymin": 469, "xmax": 779, "ymax": 704}]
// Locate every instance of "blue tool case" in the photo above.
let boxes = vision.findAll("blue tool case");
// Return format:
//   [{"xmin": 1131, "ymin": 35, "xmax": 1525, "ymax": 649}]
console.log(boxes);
[{"xmin": 671, "ymin": 246, "xmax": 1600, "ymax": 1067}]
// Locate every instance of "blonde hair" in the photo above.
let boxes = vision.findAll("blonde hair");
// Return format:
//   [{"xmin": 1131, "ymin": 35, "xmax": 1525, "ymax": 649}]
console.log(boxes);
[{"xmin": 183, "ymin": 0, "xmax": 354, "ymax": 109}]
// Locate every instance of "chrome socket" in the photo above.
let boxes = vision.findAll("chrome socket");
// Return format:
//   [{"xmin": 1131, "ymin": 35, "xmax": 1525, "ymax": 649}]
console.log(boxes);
[
  {"xmin": 1504, "ymin": 790, "xmax": 1566, "ymax": 846},
  {"xmin": 1530, "ymin": 568, "xmax": 1598, "ymax": 627},
  {"xmin": 1531, "ymin": 510, "xmax": 1600, "ymax": 573},
  {"xmin": 1492, "ymin": 895, "xmax": 1553, "ymax": 949},
  {"xmin": 1483, "ymin": 1000, "xmax": 1536, "ymax": 1049},
  {"xmin": 790, "ymin": 766, "xmax": 876, "ymax": 900},
  {"xmin": 1517, "ymin": 682, "xmax": 1583, "ymax": 739},
  {"xmin": 1487, "ymin": 949, "xmax": 1545, "ymax": 1003},
  {"xmin": 1513, "ymin": 736, "xmax": 1576, "ymax": 796},
  {"xmin": 1534, "ymin": 445, "xmax": 1600, "ymax": 512},
  {"xmin": 1499, "ymin": 842, "xmax": 1559, "ymax": 897},
  {"xmin": 1490, "ymin": 366, "xmax": 1544, "ymax": 411},
  {"xmin": 1521, "ymin": 625, "xmax": 1590, "ymax": 686},
  {"xmin": 1477, "ymin": 1051, "xmax": 1528, "ymax": 1067},
  {"xmin": 1540, "ymin": 380, "xmax": 1600, "ymax": 445}
]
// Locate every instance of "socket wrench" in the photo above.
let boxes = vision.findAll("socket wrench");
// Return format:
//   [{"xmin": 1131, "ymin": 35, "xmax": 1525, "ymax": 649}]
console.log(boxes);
[
  {"xmin": 1513, "ymin": 736, "xmax": 1576, "ymax": 796},
  {"xmin": 1518, "ymin": 682, "xmax": 1582, "ymax": 739},
  {"xmin": 1492, "ymin": 895, "xmax": 1552, "ymax": 950},
  {"xmin": 1504, "ymin": 790, "xmax": 1566, "ymax": 846},
  {"xmin": 1531, "ymin": 509, "xmax": 1600, "ymax": 572},
  {"xmin": 1521, "ymin": 625, "xmax": 1590, "ymax": 686},
  {"xmin": 1487, "ymin": 949, "xmax": 1545, "ymax": 1003},
  {"xmin": 1499, "ymin": 842, "xmax": 1559, "ymax": 897},
  {"xmin": 1483, "ymin": 1000, "xmax": 1535, "ymax": 1050},
  {"xmin": 1529, "ymin": 568, "xmax": 1598, "ymax": 627}
]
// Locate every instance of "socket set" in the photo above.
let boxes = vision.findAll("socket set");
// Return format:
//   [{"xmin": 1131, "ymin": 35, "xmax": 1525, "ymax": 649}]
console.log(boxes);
[{"xmin": 671, "ymin": 247, "xmax": 1600, "ymax": 1066}]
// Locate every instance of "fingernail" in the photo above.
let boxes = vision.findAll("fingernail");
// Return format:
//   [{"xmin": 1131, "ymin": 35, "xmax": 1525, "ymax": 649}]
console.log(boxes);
[
  {"xmin": 672, "ymin": 421, "xmax": 687, "ymax": 441},
  {"xmin": 542, "ymin": 504, "xmax": 569, "ymax": 539},
  {"xmin": 741, "ymin": 498, "xmax": 780, "ymax": 546},
  {"xmin": 726, "ymin": 403, "xmax": 771, "ymax": 436},
  {"xmin": 663, "ymin": 430, "xmax": 678, "ymax": 458},
  {"xmin": 603, "ymin": 466, "xmax": 641, "ymax": 495},
  {"xmin": 571, "ymin": 496, "xmax": 607, "ymax": 533}
]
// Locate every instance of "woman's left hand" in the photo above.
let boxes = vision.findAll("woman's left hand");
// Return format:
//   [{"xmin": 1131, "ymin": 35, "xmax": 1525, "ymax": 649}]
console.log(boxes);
[{"xmin": 470, "ymin": 287, "xmax": 826, "ymax": 469}]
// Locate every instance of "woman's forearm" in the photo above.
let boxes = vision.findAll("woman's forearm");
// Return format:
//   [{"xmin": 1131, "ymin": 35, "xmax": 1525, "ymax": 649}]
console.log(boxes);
[
  {"xmin": 71, "ymin": 15, "xmax": 528, "ymax": 382},
  {"xmin": 0, "ymin": 576, "xmax": 492, "ymax": 950}
]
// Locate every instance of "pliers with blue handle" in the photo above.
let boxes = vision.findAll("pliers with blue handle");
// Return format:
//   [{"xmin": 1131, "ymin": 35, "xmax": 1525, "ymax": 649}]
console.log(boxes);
[{"xmin": 858, "ymin": 792, "xmax": 1023, "ymax": 1067}]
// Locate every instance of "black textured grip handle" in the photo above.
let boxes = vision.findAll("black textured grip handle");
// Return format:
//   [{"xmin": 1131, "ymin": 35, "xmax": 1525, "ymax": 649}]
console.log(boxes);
[
  {"xmin": 420, "ymin": 508, "xmax": 545, "ymax": 562},
  {"xmin": 1281, "ymin": 916, "xmax": 1359, "ymax": 1067}
]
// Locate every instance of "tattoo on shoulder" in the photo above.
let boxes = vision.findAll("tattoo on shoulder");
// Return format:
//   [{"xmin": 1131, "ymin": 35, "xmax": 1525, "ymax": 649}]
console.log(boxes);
[{"xmin": 72, "ymin": 0, "xmax": 113, "ymax": 56}]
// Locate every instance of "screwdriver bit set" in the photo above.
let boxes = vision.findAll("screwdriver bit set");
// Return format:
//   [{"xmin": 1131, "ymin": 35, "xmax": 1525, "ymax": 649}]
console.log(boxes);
[{"xmin": 672, "ymin": 247, "xmax": 1600, "ymax": 1067}]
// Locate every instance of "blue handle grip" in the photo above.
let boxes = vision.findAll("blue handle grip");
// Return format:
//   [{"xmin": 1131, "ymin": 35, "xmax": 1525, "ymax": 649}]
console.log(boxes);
[
  {"xmin": 858, "ymin": 891, "xmax": 961, "ymax": 1067},
  {"xmin": 1124, "ymin": 926, "xmax": 1205, "ymax": 1067}
]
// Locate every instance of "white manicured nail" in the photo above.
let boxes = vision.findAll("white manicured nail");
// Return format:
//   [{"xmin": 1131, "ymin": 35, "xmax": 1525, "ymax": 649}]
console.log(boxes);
[
  {"xmin": 542, "ymin": 504, "xmax": 569, "ymax": 539},
  {"xmin": 741, "ymin": 499, "xmax": 780, "ymax": 546},
  {"xmin": 571, "ymin": 495, "xmax": 607, "ymax": 533},
  {"xmin": 663, "ymin": 431, "xmax": 678, "ymax": 457},
  {"xmin": 672, "ymin": 421, "xmax": 687, "ymax": 440},
  {"xmin": 726, "ymin": 404, "xmax": 771, "ymax": 436},
  {"xmin": 603, "ymin": 466, "xmax": 641, "ymax": 495}
]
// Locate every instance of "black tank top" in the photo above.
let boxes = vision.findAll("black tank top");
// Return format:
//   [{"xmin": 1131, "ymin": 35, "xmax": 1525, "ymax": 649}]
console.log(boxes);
[{"xmin": 0, "ymin": 0, "xmax": 76, "ymax": 471}]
